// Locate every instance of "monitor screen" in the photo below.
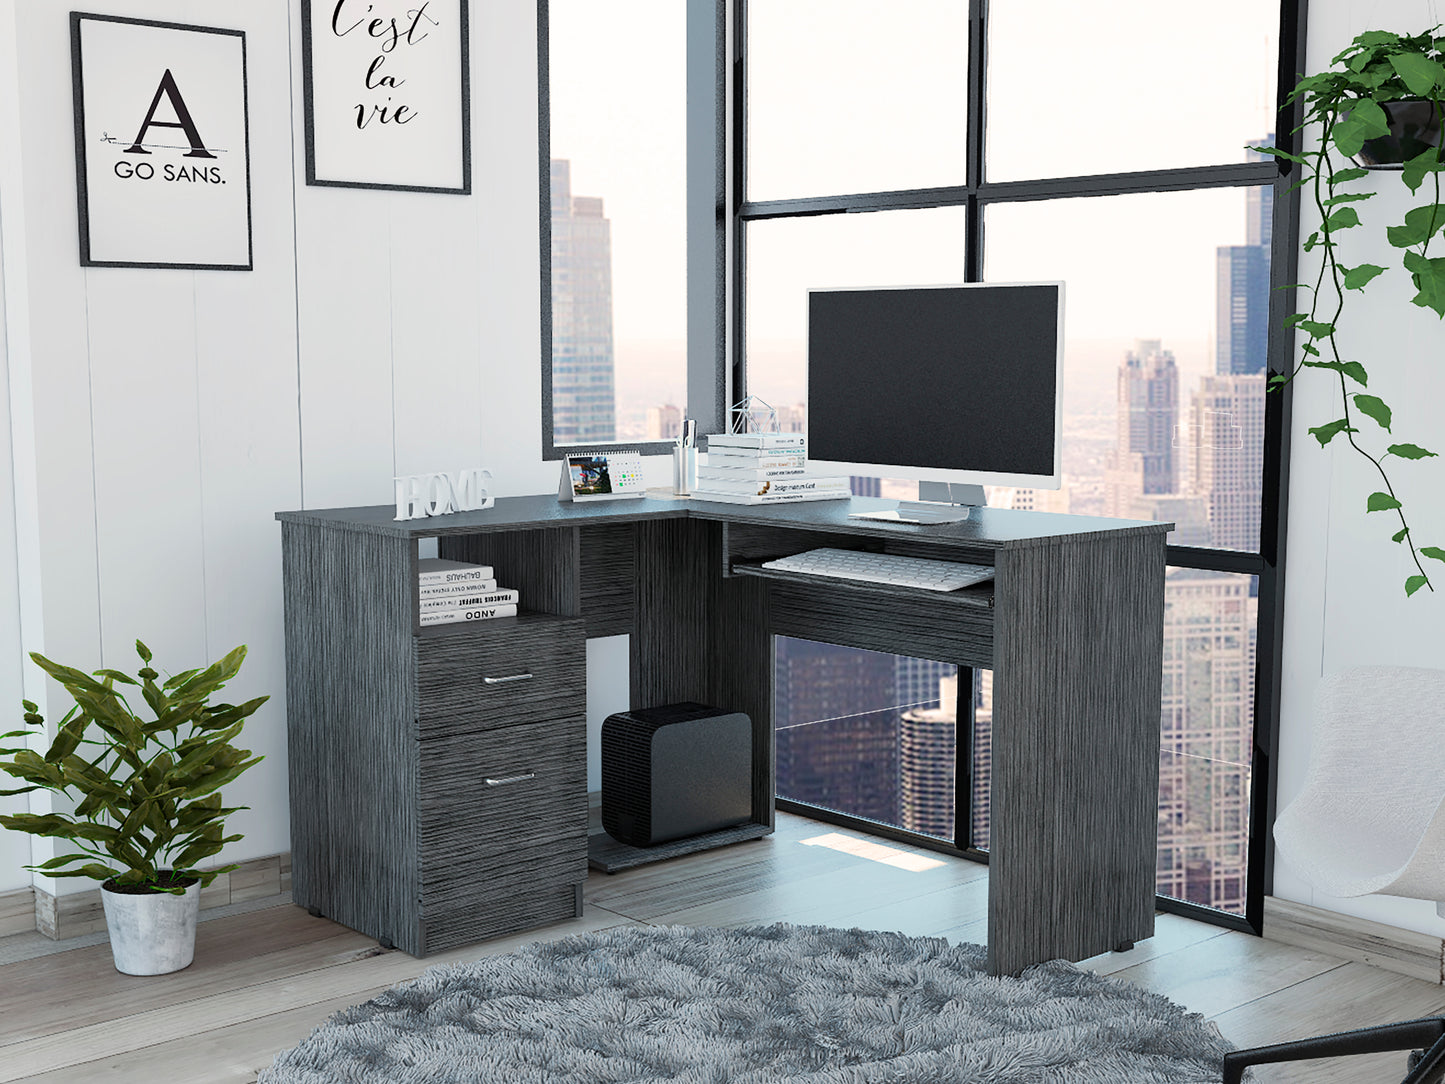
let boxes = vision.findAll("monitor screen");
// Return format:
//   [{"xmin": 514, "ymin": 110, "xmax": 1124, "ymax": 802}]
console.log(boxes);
[{"xmin": 806, "ymin": 282, "xmax": 1064, "ymax": 489}]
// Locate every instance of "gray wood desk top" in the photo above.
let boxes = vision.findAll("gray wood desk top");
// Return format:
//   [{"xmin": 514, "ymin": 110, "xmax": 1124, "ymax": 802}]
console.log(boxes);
[{"xmin": 276, "ymin": 494, "xmax": 1171, "ymax": 550}]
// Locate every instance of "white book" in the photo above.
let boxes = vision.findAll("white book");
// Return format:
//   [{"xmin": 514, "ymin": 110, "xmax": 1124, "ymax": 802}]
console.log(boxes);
[
  {"xmin": 697, "ymin": 464, "xmax": 809, "ymax": 481},
  {"xmin": 705, "ymin": 450, "xmax": 809, "ymax": 470},
  {"xmin": 417, "ymin": 558, "xmax": 494, "ymax": 587},
  {"xmin": 692, "ymin": 475, "xmax": 851, "ymax": 497},
  {"xmin": 419, "ymin": 588, "xmax": 519, "ymax": 611},
  {"xmin": 419, "ymin": 578, "xmax": 499, "ymax": 599},
  {"xmin": 690, "ymin": 488, "xmax": 851, "ymax": 505},
  {"xmin": 419, "ymin": 603, "xmax": 519, "ymax": 626},
  {"xmin": 706, "ymin": 432, "xmax": 807, "ymax": 450}
]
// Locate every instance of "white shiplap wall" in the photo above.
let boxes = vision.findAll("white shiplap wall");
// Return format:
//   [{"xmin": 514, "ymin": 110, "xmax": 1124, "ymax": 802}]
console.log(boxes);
[
  {"xmin": 1274, "ymin": 0, "xmax": 1445, "ymax": 934},
  {"xmin": 0, "ymin": 66, "xmax": 32, "ymax": 889},
  {"xmin": 0, "ymin": 0, "xmax": 585, "ymax": 895}
]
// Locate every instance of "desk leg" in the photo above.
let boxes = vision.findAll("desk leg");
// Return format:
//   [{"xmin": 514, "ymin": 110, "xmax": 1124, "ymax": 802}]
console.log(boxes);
[
  {"xmin": 987, "ymin": 532, "xmax": 1165, "ymax": 976},
  {"xmin": 632, "ymin": 518, "xmax": 774, "ymax": 829}
]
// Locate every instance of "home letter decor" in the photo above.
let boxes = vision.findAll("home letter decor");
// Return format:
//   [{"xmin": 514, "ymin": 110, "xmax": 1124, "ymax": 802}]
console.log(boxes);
[
  {"xmin": 301, "ymin": 0, "xmax": 471, "ymax": 193},
  {"xmin": 394, "ymin": 467, "xmax": 494, "ymax": 520}
]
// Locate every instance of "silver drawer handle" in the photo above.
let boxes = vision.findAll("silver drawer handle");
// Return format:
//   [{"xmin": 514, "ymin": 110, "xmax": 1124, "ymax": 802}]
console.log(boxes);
[
  {"xmin": 484, "ymin": 773, "xmax": 536, "ymax": 787},
  {"xmin": 483, "ymin": 672, "xmax": 533, "ymax": 685}
]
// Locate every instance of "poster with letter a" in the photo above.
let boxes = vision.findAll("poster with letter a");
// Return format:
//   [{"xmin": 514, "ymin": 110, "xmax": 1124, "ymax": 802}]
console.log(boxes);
[
  {"xmin": 302, "ymin": 0, "xmax": 470, "ymax": 193},
  {"xmin": 70, "ymin": 13, "xmax": 252, "ymax": 270}
]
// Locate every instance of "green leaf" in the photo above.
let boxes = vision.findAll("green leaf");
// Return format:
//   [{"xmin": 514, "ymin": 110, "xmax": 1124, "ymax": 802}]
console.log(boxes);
[
  {"xmin": 1325, "ymin": 206, "xmax": 1363, "ymax": 230},
  {"xmin": 1249, "ymin": 144, "xmax": 1306, "ymax": 164},
  {"xmin": 135, "ymin": 640, "xmax": 152, "ymax": 664},
  {"xmin": 1393, "ymin": 527, "xmax": 1410, "ymax": 543},
  {"xmin": 1303, "ymin": 359, "xmax": 1369, "ymax": 384},
  {"xmin": 1342, "ymin": 263, "xmax": 1387, "ymax": 289},
  {"xmin": 1332, "ymin": 116, "xmax": 1368, "ymax": 159},
  {"xmin": 1367, "ymin": 491, "xmax": 1402, "ymax": 512},
  {"xmin": 1422, "ymin": 546, "xmax": 1445, "ymax": 564},
  {"xmin": 1298, "ymin": 320, "xmax": 1336, "ymax": 339},
  {"xmin": 1404, "ymin": 203, "xmax": 1445, "ymax": 242},
  {"xmin": 1309, "ymin": 419, "xmax": 1355, "ymax": 446},
  {"xmin": 1387, "ymin": 443, "xmax": 1438, "ymax": 459},
  {"xmin": 1388, "ymin": 52, "xmax": 1445, "ymax": 95},
  {"xmin": 1389, "ymin": 223, "xmax": 1430, "ymax": 248},
  {"xmin": 1406, "ymin": 575, "xmax": 1431, "ymax": 596},
  {"xmin": 1331, "ymin": 167, "xmax": 1371, "ymax": 183},
  {"xmin": 1302, "ymin": 343, "xmax": 1321, "ymax": 357},
  {"xmin": 1402, "ymin": 146, "xmax": 1444, "ymax": 194},
  {"xmin": 1283, "ymin": 312, "xmax": 1309, "ymax": 329},
  {"xmin": 1403, "ymin": 250, "xmax": 1445, "ymax": 316},
  {"xmin": 93, "ymin": 669, "xmax": 139, "ymax": 687},
  {"xmin": 1322, "ymin": 192, "xmax": 1375, "ymax": 206},
  {"xmin": 1354, "ymin": 393, "xmax": 1393, "ymax": 431}
]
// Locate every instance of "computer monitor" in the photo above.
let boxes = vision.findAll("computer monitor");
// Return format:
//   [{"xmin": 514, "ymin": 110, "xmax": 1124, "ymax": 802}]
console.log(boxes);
[{"xmin": 805, "ymin": 282, "xmax": 1064, "ymax": 520}]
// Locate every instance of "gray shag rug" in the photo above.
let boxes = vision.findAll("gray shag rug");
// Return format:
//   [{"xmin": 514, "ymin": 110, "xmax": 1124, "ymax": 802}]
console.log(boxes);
[{"xmin": 259, "ymin": 924, "xmax": 1232, "ymax": 1083}]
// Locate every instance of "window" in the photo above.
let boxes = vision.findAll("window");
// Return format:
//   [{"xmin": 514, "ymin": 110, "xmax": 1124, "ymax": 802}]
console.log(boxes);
[
  {"xmin": 737, "ymin": 0, "xmax": 1300, "ymax": 932},
  {"xmin": 542, "ymin": 0, "xmax": 690, "ymax": 452}
]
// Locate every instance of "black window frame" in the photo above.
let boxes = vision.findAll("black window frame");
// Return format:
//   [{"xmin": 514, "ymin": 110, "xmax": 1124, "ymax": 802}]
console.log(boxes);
[
  {"xmin": 734, "ymin": 0, "xmax": 1308, "ymax": 937},
  {"xmin": 537, "ymin": 0, "xmax": 727, "ymax": 462}
]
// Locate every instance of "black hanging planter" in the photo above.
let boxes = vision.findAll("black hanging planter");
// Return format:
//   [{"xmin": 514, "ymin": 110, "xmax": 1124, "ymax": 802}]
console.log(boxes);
[{"xmin": 1354, "ymin": 98, "xmax": 1445, "ymax": 168}]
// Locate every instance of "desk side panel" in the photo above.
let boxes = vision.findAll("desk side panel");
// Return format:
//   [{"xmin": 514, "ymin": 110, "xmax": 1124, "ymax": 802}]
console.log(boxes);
[
  {"xmin": 280, "ymin": 522, "xmax": 420, "ymax": 951},
  {"xmin": 988, "ymin": 531, "xmax": 1165, "ymax": 975}
]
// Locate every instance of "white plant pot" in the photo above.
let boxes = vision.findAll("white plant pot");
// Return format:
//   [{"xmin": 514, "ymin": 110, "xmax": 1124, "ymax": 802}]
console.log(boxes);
[{"xmin": 100, "ymin": 879, "xmax": 201, "ymax": 975}]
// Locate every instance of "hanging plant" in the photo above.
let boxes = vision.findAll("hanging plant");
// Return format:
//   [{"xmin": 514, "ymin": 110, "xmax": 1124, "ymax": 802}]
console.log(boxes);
[{"xmin": 1257, "ymin": 28, "xmax": 1445, "ymax": 596}]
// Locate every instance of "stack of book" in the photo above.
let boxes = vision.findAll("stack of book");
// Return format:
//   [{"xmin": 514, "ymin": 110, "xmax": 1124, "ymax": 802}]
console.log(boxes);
[
  {"xmin": 693, "ymin": 432, "xmax": 851, "ymax": 504},
  {"xmin": 417, "ymin": 558, "xmax": 520, "ymax": 627}
]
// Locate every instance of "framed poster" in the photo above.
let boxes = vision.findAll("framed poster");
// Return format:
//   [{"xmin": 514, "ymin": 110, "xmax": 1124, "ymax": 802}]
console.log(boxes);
[
  {"xmin": 70, "ymin": 13, "xmax": 252, "ymax": 270},
  {"xmin": 301, "ymin": 0, "xmax": 471, "ymax": 194}
]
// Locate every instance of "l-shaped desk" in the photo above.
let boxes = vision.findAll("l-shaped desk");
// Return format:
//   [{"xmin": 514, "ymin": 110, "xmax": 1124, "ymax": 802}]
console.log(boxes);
[{"xmin": 276, "ymin": 493, "xmax": 1169, "ymax": 976}]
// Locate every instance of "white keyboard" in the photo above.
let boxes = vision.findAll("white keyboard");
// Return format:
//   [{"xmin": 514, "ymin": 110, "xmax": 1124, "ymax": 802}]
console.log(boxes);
[{"xmin": 761, "ymin": 548, "xmax": 994, "ymax": 592}]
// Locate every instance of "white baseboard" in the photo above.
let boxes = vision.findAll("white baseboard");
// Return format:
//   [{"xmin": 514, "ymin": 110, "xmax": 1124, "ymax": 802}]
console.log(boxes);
[{"xmin": 1264, "ymin": 895, "xmax": 1443, "ymax": 985}]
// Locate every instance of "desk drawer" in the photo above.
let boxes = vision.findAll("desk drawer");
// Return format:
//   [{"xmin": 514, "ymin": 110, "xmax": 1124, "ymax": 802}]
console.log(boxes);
[
  {"xmin": 416, "ymin": 714, "xmax": 586, "ymax": 886},
  {"xmin": 414, "ymin": 614, "xmax": 584, "ymax": 735}
]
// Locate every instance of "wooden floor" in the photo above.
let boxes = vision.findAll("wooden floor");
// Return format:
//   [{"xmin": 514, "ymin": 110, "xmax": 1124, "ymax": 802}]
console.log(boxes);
[{"xmin": 1, "ymin": 811, "xmax": 1441, "ymax": 1083}]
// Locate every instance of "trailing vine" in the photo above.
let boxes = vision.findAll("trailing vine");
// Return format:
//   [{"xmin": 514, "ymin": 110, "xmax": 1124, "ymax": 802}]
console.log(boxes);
[{"xmin": 1257, "ymin": 29, "xmax": 1445, "ymax": 596}]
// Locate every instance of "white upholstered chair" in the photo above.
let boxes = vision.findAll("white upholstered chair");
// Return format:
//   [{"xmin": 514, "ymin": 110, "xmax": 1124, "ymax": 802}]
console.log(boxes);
[{"xmin": 1274, "ymin": 665, "xmax": 1445, "ymax": 912}]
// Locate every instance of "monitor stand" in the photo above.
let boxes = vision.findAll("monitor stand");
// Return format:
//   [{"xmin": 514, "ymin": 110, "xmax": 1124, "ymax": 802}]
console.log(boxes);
[{"xmin": 849, "ymin": 482, "xmax": 986, "ymax": 525}]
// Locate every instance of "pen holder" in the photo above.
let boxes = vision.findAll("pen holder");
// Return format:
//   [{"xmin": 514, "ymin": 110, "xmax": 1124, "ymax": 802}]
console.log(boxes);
[{"xmin": 672, "ymin": 445, "xmax": 697, "ymax": 496}]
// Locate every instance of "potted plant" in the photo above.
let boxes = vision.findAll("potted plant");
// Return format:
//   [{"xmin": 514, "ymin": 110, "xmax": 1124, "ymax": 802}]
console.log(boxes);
[
  {"xmin": 1258, "ymin": 27, "xmax": 1445, "ymax": 596},
  {"xmin": 0, "ymin": 641, "xmax": 266, "ymax": 975}
]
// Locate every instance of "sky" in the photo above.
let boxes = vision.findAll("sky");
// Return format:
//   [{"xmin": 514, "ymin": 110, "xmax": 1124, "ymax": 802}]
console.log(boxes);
[{"xmin": 548, "ymin": 0, "xmax": 1279, "ymax": 413}]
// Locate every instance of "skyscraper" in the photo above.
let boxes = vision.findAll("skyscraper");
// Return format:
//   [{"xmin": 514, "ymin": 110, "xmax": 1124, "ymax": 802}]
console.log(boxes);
[
  {"xmin": 1215, "ymin": 139, "xmax": 1273, "ymax": 376},
  {"xmin": 1187, "ymin": 374, "xmax": 1267, "ymax": 551},
  {"xmin": 774, "ymin": 639, "xmax": 900, "ymax": 825},
  {"xmin": 550, "ymin": 159, "xmax": 617, "ymax": 444},
  {"xmin": 645, "ymin": 403, "xmax": 682, "ymax": 440},
  {"xmin": 1105, "ymin": 339, "xmax": 1179, "ymax": 517},
  {"xmin": 1155, "ymin": 569, "xmax": 1257, "ymax": 913},
  {"xmin": 899, "ymin": 675, "xmax": 958, "ymax": 839}
]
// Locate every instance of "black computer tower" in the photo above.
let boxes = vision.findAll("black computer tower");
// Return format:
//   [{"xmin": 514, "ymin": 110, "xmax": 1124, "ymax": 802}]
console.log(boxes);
[{"xmin": 600, "ymin": 702, "xmax": 752, "ymax": 847}]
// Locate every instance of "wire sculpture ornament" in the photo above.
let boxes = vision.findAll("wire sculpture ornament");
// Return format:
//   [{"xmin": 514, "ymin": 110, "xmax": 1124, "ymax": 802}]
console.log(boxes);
[{"xmin": 728, "ymin": 395, "xmax": 779, "ymax": 435}]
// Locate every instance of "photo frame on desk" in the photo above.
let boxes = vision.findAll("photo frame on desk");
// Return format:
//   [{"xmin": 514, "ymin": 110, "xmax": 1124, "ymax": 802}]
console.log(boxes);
[
  {"xmin": 300, "ymin": 0, "xmax": 470, "ymax": 193},
  {"xmin": 558, "ymin": 452, "xmax": 645, "ymax": 502}
]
